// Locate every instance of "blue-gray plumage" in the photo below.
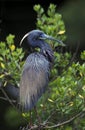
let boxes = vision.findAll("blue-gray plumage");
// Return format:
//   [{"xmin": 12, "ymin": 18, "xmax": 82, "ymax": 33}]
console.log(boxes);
[
  {"xmin": 20, "ymin": 53, "xmax": 50, "ymax": 111},
  {"xmin": 20, "ymin": 30, "xmax": 65, "ymax": 111}
]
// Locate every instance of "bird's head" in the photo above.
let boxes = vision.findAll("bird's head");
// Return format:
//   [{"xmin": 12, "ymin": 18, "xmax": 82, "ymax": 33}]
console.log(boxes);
[
  {"xmin": 20, "ymin": 30, "xmax": 65, "ymax": 48},
  {"xmin": 20, "ymin": 30, "xmax": 65, "ymax": 62}
]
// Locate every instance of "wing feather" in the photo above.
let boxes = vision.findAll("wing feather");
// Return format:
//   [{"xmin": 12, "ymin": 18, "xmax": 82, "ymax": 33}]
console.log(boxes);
[{"xmin": 20, "ymin": 53, "xmax": 50, "ymax": 111}]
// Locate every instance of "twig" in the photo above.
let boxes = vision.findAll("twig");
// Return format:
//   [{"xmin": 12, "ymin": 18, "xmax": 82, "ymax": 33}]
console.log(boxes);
[
  {"xmin": 70, "ymin": 42, "xmax": 80, "ymax": 63},
  {"xmin": 28, "ymin": 125, "xmax": 39, "ymax": 130},
  {"xmin": 21, "ymin": 110, "xmax": 85, "ymax": 130},
  {"xmin": 0, "ymin": 96, "xmax": 17, "ymax": 103},
  {"xmin": 44, "ymin": 110, "xmax": 85, "ymax": 129},
  {"xmin": 44, "ymin": 110, "xmax": 56, "ymax": 124},
  {"xmin": 0, "ymin": 87, "xmax": 15, "ymax": 108}
]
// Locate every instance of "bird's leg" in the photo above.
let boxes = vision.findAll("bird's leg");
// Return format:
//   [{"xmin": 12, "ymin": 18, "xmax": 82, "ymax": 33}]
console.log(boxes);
[
  {"xmin": 34, "ymin": 106, "xmax": 42, "ymax": 129},
  {"xmin": 28, "ymin": 110, "xmax": 33, "ymax": 128}
]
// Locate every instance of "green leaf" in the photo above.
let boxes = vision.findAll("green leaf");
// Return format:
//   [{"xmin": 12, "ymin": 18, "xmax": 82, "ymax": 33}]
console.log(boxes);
[{"xmin": 6, "ymin": 34, "xmax": 15, "ymax": 45}]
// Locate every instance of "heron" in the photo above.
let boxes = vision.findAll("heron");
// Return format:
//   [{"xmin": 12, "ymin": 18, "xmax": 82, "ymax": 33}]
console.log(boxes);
[{"xmin": 20, "ymin": 30, "xmax": 65, "ymax": 112}]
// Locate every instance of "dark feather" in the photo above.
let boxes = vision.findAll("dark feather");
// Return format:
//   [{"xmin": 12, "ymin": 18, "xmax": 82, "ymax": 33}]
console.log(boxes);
[{"xmin": 20, "ymin": 52, "xmax": 50, "ymax": 111}]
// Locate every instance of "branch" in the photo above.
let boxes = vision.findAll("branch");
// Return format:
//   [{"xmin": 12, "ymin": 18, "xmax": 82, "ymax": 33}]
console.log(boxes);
[
  {"xmin": 21, "ymin": 110, "xmax": 85, "ymax": 130},
  {"xmin": 44, "ymin": 110, "xmax": 85, "ymax": 129},
  {"xmin": 0, "ymin": 96, "xmax": 17, "ymax": 103},
  {"xmin": 44, "ymin": 110, "xmax": 56, "ymax": 124},
  {"xmin": 0, "ymin": 87, "xmax": 16, "ymax": 108},
  {"xmin": 69, "ymin": 42, "xmax": 80, "ymax": 64}
]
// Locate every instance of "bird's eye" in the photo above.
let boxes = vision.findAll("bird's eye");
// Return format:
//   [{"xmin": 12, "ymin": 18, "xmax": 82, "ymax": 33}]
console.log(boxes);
[
  {"xmin": 39, "ymin": 33, "xmax": 43, "ymax": 37},
  {"xmin": 38, "ymin": 33, "xmax": 44, "ymax": 40},
  {"xmin": 33, "ymin": 33, "xmax": 43, "ymax": 41},
  {"xmin": 34, "ymin": 35, "xmax": 42, "ymax": 40},
  {"xmin": 33, "ymin": 36, "xmax": 38, "ymax": 41}
]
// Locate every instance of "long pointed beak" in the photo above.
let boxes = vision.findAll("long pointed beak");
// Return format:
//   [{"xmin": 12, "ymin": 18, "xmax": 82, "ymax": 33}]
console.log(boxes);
[
  {"xmin": 20, "ymin": 33, "xmax": 29, "ymax": 46},
  {"xmin": 39, "ymin": 34, "xmax": 66, "ymax": 47}
]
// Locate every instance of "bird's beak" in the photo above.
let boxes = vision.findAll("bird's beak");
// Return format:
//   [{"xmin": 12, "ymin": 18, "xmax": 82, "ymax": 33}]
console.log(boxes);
[
  {"xmin": 39, "ymin": 34, "xmax": 66, "ymax": 47},
  {"xmin": 20, "ymin": 33, "xmax": 29, "ymax": 46}
]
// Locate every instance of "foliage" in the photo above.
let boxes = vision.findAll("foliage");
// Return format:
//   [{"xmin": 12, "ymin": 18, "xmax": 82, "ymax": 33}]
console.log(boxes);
[
  {"xmin": 33, "ymin": 4, "xmax": 85, "ymax": 129},
  {"xmin": 0, "ymin": 34, "xmax": 24, "ymax": 87},
  {"xmin": 34, "ymin": 4, "xmax": 66, "ymax": 48},
  {"xmin": 0, "ymin": 3, "xmax": 85, "ymax": 130}
]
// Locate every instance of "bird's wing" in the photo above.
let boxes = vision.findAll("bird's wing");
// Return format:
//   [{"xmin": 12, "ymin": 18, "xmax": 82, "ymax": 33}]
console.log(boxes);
[{"xmin": 20, "ymin": 53, "xmax": 50, "ymax": 111}]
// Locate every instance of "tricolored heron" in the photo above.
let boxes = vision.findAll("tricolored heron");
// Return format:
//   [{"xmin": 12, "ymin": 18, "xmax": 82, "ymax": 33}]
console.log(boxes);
[{"xmin": 20, "ymin": 30, "xmax": 65, "ymax": 111}]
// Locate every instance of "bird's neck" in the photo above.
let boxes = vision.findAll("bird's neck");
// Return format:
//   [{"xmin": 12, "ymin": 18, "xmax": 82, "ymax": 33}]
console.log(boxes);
[{"xmin": 40, "ymin": 42, "xmax": 54, "ymax": 63}]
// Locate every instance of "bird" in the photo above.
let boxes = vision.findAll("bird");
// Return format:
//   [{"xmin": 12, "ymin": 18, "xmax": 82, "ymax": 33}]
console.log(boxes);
[{"xmin": 20, "ymin": 30, "xmax": 65, "ymax": 112}]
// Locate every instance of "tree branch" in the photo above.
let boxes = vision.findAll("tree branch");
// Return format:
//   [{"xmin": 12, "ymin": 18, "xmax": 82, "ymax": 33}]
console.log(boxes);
[
  {"xmin": 44, "ymin": 110, "xmax": 85, "ymax": 129},
  {"xmin": 21, "ymin": 110, "xmax": 85, "ymax": 130},
  {"xmin": 0, "ymin": 96, "xmax": 17, "ymax": 103},
  {"xmin": 0, "ymin": 87, "xmax": 16, "ymax": 108}
]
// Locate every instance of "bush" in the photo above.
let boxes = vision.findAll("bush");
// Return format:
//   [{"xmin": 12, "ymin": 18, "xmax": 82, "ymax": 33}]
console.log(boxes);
[
  {"xmin": 33, "ymin": 4, "xmax": 85, "ymax": 130},
  {"xmin": 0, "ymin": 34, "xmax": 24, "ymax": 87},
  {"xmin": 0, "ymin": 4, "xmax": 85, "ymax": 130}
]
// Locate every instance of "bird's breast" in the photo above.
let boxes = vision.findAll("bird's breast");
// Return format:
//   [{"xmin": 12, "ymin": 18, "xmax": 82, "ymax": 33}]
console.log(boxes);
[
  {"xmin": 20, "ymin": 52, "xmax": 50, "ymax": 111},
  {"xmin": 23, "ymin": 52, "xmax": 50, "ymax": 72}
]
